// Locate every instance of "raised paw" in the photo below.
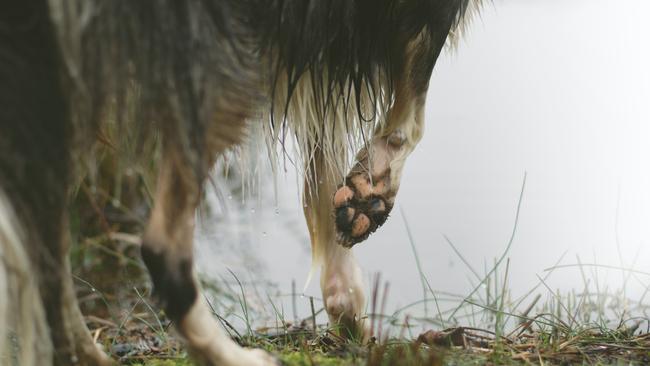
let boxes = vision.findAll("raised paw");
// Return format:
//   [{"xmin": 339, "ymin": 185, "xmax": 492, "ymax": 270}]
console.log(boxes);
[
  {"xmin": 333, "ymin": 171, "xmax": 394, "ymax": 247},
  {"xmin": 334, "ymin": 147, "xmax": 395, "ymax": 247},
  {"xmin": 332, "ymin": 132, "xmax": 409, "ymax": 247}
]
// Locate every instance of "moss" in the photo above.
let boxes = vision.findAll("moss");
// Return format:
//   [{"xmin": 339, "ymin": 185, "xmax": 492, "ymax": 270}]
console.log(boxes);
[
  {"xmin": 279, "ymin": 351, "xmax": 360, "ymax": 366},
  {"xmin": 130, "ymin": 359, "xmax": 194, "ymax": 366}
]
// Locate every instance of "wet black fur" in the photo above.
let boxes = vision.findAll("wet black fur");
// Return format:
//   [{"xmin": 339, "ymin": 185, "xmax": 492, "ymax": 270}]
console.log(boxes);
[
  {"xmin": 262, "ymin": 0, "xmax": 474, "ymax": 121},
  {"xmin": 1, "ymin": 0, "xmax": 473, "ymax": 363}
]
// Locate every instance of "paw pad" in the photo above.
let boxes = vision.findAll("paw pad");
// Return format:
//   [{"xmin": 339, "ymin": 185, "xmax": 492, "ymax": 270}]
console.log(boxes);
[{"xmin": 333, "ymin": 174, "xmax": 393, "ymax": 247}]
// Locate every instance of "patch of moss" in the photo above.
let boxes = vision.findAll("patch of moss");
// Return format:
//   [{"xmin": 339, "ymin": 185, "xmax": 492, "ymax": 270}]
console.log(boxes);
[
  {"xmin": 130, "ymin": 359, "xmax": 194, "ymax": 366},
  {"xmin": 280, "ymin": 351, "xmax": 360, "ymax": 366}
]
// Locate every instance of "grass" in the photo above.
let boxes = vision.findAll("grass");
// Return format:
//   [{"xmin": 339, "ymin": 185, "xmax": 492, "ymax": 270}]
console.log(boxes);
[
  {"xmin": 67, "ymin": 140, "xmax": 650, "ymax": 365},
  {"xmin": 73, "ymin": 224, "xmax": 650, "ymax": 365}
]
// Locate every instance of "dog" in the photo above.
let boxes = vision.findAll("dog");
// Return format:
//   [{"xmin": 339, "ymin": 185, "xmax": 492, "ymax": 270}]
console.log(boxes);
[{"xmin": 0, "ymin": 0, "xmax": 481, "ymax": 364}]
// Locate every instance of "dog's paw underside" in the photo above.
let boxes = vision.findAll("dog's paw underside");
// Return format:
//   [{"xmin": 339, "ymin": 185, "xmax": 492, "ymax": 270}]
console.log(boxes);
[{"xmin": 333, "ymin": 135, "xmax": 404, "ymax": 247}]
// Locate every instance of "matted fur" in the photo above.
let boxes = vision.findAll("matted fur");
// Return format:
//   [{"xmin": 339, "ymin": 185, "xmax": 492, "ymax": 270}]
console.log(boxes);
[{"xmin": 47, "ymin": 0, "xmax": 484, "ymax": 181}]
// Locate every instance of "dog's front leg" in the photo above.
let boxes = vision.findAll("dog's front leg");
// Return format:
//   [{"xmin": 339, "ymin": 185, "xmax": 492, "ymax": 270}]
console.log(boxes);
[
  {"xmin": 333, "ymin": 31, "xmax": 443, "ymax": 248},
  {"xmin": 303, "ymin": 153, "xmax": 369, "ymax": 341}
]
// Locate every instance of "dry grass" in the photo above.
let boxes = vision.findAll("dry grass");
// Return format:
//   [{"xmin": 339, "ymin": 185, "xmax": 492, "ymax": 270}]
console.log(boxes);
[
  {"xmin": 67, "ymin": 144, "xmax": 650, "ymax": 365},
  {"xmin": 72, "ymin": 228, "xmax": 650, "ymax": 365}
]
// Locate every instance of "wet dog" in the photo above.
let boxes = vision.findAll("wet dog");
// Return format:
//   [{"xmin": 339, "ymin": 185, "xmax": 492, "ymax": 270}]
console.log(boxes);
[{"xmin": 0, "ymin": 1, "xmax": 481, "ymax": 364}]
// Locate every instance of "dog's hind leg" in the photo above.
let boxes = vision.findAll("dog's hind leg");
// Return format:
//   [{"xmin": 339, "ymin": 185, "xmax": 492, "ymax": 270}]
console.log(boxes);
[
  {"xmin": 141, "ymin": 152, "xmax": 278, "ymax": 366},
  {"xmin": 333, "ymin": 31, "xmax": 447, "ymax": 248},
  {"xmin": 0, "ymin": 1, "xmax": 110, "ymax": 364},
  {"xmin": 304, "ymin": 153, "xmax": 368, "ymax": 341}
]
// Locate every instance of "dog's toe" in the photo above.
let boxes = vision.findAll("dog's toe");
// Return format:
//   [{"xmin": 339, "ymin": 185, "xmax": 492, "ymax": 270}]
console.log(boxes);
[
  {"xmin": 336, "ymin": 206, "xmax": 356, "ymax": 230},
  {"xmin": 333, "ymin": 184, "xmax": 392, "ymax": 248},
  {"xmin": 351, "ymin": 213, "xmax": 370, "ymax": 237},
  {"xmin": 334, "ymin": 186, "xmax": 354, "ymax": 207}
]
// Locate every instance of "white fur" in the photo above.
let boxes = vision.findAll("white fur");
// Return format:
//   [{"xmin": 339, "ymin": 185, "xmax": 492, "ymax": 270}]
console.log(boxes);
[
  {"xmin": 267, "ymin": 71, "xmax": 392, "ymax": 184},
  {"xmin": 0, "ymin": 190, "xmax": 52, "ymax": 365},
  {"xmin": 321, "ymin": 244, "xmax": 367, "ymax": 336},
  {"xmin": 180, "ymin": 297, "xmax": 277, "ymax": 365}
]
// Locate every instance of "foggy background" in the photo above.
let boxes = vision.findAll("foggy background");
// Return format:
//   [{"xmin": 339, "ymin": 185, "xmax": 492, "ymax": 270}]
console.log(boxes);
[{"xmin": 196, "ymin": 0, "xmax": 650, "ymax": 326}]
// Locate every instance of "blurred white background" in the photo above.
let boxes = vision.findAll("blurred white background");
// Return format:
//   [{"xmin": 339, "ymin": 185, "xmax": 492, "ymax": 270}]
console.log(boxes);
[{"xmin": 196, "ymin": 0, "xmax": 650, "ymax": 325}]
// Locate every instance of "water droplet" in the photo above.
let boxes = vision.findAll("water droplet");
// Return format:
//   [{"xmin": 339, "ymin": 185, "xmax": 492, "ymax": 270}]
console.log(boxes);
[
  {"xmin": 111, "ymin": 199, "xmax": 120, "ymax": 207},
  {"xmin": 250, "ymin": 208, "xmax": 255, "ymax": 213},
  {"xmin": 300, "ymin": 294, "xmax": 305, "ymax": 299},
  {"xmin": 348, "ymin": 288, "xmax": 354, "ymax": 294},
  {"xmin": 91, "ymin": 288, "xmax": 96, "ymax": 292},
  {"xmin": 262, "ymin": 231, "xmax": 267, "ymax": 237},
  {"xmin": 228, "ymin": 195, "xmax": 232, "ymax": 200},
  {"xmin": 319, "ymin": 180, "xmax": 323, "ymax": 184},
  {"xmin": 274, "ymin": 208, "xmax": 280, "ymax": 215}
]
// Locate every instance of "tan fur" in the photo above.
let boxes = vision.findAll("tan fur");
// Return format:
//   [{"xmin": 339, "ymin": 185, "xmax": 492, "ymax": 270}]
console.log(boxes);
[
  {"xmin": 145, "ymin": 159, "xmax": 197, "ymax": 255},
  {"xmin": 180, "ymin": 300, "xmax": 277, "ymax": 365},
  {"xmin": 378, "ymin": 35, "xmax": 428, "ymax": 195}
]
